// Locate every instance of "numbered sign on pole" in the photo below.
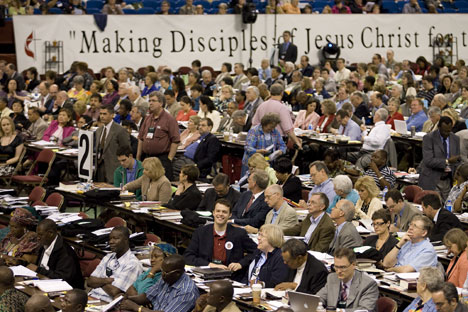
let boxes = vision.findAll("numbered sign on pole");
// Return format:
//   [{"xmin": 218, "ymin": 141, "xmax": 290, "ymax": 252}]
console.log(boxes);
[{"xmin": 78, "ymin": 130, "xmax": 94, "ymax": 181}]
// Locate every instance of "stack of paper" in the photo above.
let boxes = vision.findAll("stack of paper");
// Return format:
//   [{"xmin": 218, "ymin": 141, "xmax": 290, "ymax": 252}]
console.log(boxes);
[
  {"xmin": 10, "ymin": 265, "xmax": 37, "ymax": 277},
  {"xmin": 24, "ymin": 279, "xmax": 73, "ymax": 292},
  {"xmin": 92, "ymin": 228, "xmax": 113, "ymax": 236}
]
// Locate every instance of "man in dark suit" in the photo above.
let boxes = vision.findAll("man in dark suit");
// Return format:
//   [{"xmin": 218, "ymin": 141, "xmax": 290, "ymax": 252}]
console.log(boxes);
[
  {"xmin": 232, "ymin": 110, "xmax": 251, "ymax": 134},
  {"xmin": 198, "ymin": 173, "xmax": 240, "ymax": 212},
  {"xmin": 317, "ymin": 248, "xmax": 379, "ymax": 312},
  {"xmin": 275, "ymin": 239, "xmax": 328, "ymax": 294},
  {"xmin": 273, "ymin": 157, "xmax": 302, "ymax": 203},
  {"xmin": 292, "ymin": 192, "xmax": 335, "ymax": 253},
  {"xmin": 278, "ymin": 31, "xmax": 297, "ymax": 66},
  {"xmin": 29, "ymin": 219, "xmax": 84, "ymax": 289},
  {"xmin": 193, "ymin": 118, "xmax": 221, "ymax": 178},
  {"xmin": 299, "ymin": 55, "xmax": 314, "ymax": 77},
  {"xmin": 421, "ymin": 193, "xmax": 462, "ymax": 242},
  {"xmin": 231, "ymin": 170, "xmax": 270, "ymax": 229},
  {"xmin": 184, "ymin": 199, "xmax": 257, "ymax": 281},
  {"xmin": 5, "ymin": 63, "xmax": 25, "ymax": 91},
  {"xmin": 419, "ymin": 117, "xmax": 461, "ymax": 201},
  {"xmin": 95, "ymin": 106, "xmax": 131, "ymax": 184}
]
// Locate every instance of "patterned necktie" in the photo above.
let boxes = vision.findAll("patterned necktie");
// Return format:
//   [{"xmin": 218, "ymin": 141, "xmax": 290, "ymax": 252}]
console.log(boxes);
[
  {"xmin": 243, "ymin": 195, "xmax": 254, "ymax": 215},
  {"xmin": 341, "ymin": 283, "xmax": 348, "ymax": 301}
]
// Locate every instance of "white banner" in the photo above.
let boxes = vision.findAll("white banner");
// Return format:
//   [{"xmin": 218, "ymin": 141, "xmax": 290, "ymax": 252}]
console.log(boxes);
[{"xmin": 13, "ymin": 14, "xmax": 468, "ymax": 74}]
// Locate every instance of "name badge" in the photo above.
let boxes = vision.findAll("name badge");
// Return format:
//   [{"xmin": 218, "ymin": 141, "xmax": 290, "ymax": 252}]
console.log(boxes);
[{"xmin": 146, "ymin": 127, "xmax": 155, "ymax": 139}]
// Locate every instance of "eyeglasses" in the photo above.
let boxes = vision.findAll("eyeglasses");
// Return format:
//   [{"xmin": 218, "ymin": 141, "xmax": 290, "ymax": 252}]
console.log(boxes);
[
  {"xmin": 408, "ymin": 222, "xmax": 424, "ymax": 230},
  {"xmin": 161, "ymin": 268, "xmax": 179, "ymax": 276},
  {"xmin": 371, "ymin": 221, "xmax": 386, "ymax": 227},
  {"xmin": 334, "ymin": 263, "xmax": 352, "ymax": 271}
]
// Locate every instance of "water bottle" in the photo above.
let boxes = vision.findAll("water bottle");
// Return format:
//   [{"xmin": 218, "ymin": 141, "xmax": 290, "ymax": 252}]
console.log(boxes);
[
  {"xmin": 447, "ymin": 199, "xmax": 452, "ymax": 212},
  {"xmin": 308, "ymin": 124, "xmax": 313, "ymax": 131},
  {"xmin": 382, "ymin": 186, "xmax": 388, "ymax": 200},
  {"xmin": 316, "ymin": 302, "xmax": 326, "ymax": 312}
]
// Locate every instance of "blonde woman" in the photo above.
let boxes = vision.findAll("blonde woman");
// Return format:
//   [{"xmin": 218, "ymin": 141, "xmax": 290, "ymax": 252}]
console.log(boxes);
[
  {"xmin": 443, "ymin": 228, "xmax": 468, "ymax": 288},
  {"xmin": 355, "ymin": 176, "xmax": 382, "ymax": 219},
  {"xmin": 244, "ymin": 224, "xmax": 289, "ymax": 288},
  {"xmin": 123, "ymin": 157, "xmax": 172, "ymax": 202},
  {"xmin": 179, "ymin": 115, "xmax": 201, "ymax": 149},
  {"xmin": 442, "ymin": 107, "xmax": 467, "ymax": 133},
  {"xmin": 248, "ymin": 153, "xmax": 278, "ymax": 186}
]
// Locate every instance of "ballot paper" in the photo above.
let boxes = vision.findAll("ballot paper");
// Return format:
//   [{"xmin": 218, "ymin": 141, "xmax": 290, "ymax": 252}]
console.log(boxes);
[{"xmin": 10, "ymin": 265, "xmax": 37, "ymax": 277}]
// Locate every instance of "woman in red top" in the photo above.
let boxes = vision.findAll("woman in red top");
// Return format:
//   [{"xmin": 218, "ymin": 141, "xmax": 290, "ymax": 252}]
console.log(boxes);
[
  {"xmin": 443, "ymin": 228, "xmax": 468, "ymax": 288},
  {"xmin": 316, "ymin": 99, "xmax": 337, "ymax": 133},
  {"xmin": 176, "ymin": 96, "xmax": 197, "ymax": 121},
  {"xmin": 386, "ymin": 97, "xmax": 404, "ymax": 130}
]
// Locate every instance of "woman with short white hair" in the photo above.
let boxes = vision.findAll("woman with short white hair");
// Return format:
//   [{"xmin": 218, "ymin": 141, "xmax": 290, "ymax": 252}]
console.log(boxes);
[{"xmin": 328, "ymin": 175, "xmax": 359, "ymax": 213}]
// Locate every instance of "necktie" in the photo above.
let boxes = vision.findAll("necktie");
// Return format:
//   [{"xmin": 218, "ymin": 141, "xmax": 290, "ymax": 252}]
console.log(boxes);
[
  {"xmin": 243, "ymin": 195, "xmax": 255, "ymax": 215},
  {"xmin": 443, "ymin": 137, "xmax": 448, "ymax": 159},
  {"xmin": 99, "ymin": 127, "xmax": 107, "ymax": 159},
  {"xmin": 341, "ymin": 283, "xmax": 348, "ymax": 301},
  {"xmin": 341, "ymin": 125, "xmax": 346, "ymax": 135}
]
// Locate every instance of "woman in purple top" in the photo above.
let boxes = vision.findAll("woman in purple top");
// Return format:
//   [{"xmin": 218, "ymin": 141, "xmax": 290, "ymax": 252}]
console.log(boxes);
[{"xmin": 102, "ymin": 79, "xmax": 120, "ymax": 108}]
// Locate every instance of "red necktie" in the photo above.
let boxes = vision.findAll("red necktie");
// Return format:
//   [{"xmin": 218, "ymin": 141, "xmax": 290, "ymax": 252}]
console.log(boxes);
[{"xmin": 243, "ymin": 195, "xmax": 255, "ymax": 215}]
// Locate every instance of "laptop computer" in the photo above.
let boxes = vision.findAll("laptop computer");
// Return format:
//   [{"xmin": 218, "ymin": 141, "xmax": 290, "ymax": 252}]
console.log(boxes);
[
  {"xmin": 394, "ymin": 120, "xmax": 409, "ymax": 136},
  {"xmin": 289, "ymin": 291, "xmax": 321, "ymax": 312},
  {"xmin": 192, "ymin": 267, "xmax": 232, "ymax": 279}
]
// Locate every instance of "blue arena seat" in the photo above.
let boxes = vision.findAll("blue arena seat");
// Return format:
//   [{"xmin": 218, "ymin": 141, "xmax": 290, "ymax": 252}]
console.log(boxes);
[
  {"xmin": 136, "ymin": 7, "xmax": 156, "ymax": 13},
  {"xmin": 142, "ymin": 0, "xmax": 159, "ymax": 8},
  {"xmin": 48, "ymin": 7, "xmax": 63, "ymax": 14},
  {"xmin": 86, "ymin": 7, "xmax": 101, "ymax": 13},
  {"xmin": 86, "ymin": 0, "xmax": 104, "ymax": 9},
  {"xmin": 33, "ymin": 7, "xmax": 41, "ymax": 14},
  {"xmin": 458, "ymin": 7, "xmax": 468, "ymax": 12},
  {"xmin": 123, "ymin": 8, "xmax": 137, "ymax": 13}
]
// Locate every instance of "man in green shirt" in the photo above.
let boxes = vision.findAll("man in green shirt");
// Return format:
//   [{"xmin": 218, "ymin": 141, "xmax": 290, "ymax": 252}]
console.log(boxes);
[{"xmin": 114, "ymin": 146, "xmax": 144, "ymax": 199}]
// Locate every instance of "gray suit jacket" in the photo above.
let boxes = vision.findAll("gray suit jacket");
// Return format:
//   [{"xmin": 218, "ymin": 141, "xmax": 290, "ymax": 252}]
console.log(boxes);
[
  {"xmin": 419, "ymin": 129, "xmax": 460, "ymax": 191},
  {"xmin": 95, "ymin": 122, "xmax": 130, "ymax": 183},
  {"xmin": 398, "ymin": 202, "xmax": 422, "ymax": 232},
  {"xmin": 264, "ymin": 201, "xmax": 298, "ymax": 234},
  {"xmin": 456, "ymin": 129, "xmax": 468, "ymax": 163},
  {"xmin": 28, "ymin": 117, "xmax": 48, "ymax": 140},
  {"xmin": 317, "ymin": 270, "xmax": 379, "ymax": 312},
  {"xmin": 329, "ymin": 222, "xmax": 362, "ymax": 254}
]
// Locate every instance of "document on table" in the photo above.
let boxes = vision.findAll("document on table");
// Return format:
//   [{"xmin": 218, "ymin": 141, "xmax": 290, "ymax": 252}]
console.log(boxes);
[
  {"xmin": 10, "ymin": 265, "xmax": 37, "ymax": 277},
  {"xmin": 24, "ymin": 279, "xmax": 73, "ymax": 292}
]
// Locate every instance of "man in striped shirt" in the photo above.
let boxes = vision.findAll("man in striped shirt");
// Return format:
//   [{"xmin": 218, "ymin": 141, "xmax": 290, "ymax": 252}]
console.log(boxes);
[
  {"xmin": 121, "ymin": 254, "xmax": 199, "ymax": 312},
  {"xmin": 364, "ymin": 150, "xmax": 396, "ymax": 190}
]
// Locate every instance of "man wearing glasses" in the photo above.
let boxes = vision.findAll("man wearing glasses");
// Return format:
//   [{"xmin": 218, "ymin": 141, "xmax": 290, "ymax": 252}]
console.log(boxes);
[
  {"xmin": 383, "ymin": 215, "xmax": 438, "ymax": 273},
  {"xmin": 121, "ymin": 254, "xmax": 199, "ymax": 312},
  {"xmin": 317, "ymin": 248, "xmax": 379, "ymax": 312},
  {"xmin": 87, "ymin": 227, "xmax": 143, "ymax": 302}
]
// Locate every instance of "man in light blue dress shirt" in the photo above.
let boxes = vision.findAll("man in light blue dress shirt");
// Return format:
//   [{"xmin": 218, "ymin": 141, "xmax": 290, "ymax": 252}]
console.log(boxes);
[
  {"xmin": 383, "ymin": 215, "xmax": 437, "ymax": 273},
  {"xmin": 335, "ymin": 109, "xmax": 362, "ymax": 141},
  {"xmin": 300, "ymin": 161, "xmax": 336, "ymax": 211},
  {"xmin": 406, "ymin": 98, "xmax": 428, "ymax": 132}
]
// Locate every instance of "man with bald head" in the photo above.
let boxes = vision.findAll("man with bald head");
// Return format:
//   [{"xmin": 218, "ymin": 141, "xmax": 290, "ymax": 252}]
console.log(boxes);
[
  {"xmin": 121, "ymin": 254, "xmax": 199, "ymax": 312},
  {"xmin": 49, "ymin": 90, "xmax": 70, "ymax": 119},
  {"xmin": 203, "ymin": 280, "xmax": 241, "ymax": 312},
  {"xmin": 246, "ymin": 184, "xmax": 298, "ymax": 235},
  {"xmin": 431, "ymin": 93, "xmax": 449, "ymax": 111},
  {"xmin": 61, "ymin": 289, "xmax": 88, "ymax": 312},
  {"xmin": 0, "ymin": 266, "xmax": 29, "ymax": 310},
  {"xmin": 30, "ymin": 219, "xmax": 84, "ymax": 289},
  {"xmin": 25, "ymin": 294, "xmax": 54, "ymax": 312}
]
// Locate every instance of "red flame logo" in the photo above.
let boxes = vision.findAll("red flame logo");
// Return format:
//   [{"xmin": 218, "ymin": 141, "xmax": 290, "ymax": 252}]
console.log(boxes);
[{"xmin": 24, "ymin": 32, "xmax": 34, "ymax": 59}]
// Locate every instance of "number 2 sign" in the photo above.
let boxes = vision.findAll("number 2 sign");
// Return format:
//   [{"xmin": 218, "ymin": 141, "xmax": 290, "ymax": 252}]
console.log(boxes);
[{"xmin": 78, "ymin": 130, "xmax": 94, "ymax": 181}]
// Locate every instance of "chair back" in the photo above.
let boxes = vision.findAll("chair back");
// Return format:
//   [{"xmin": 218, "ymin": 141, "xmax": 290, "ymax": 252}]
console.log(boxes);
[
  {"xmin": 402, "ymin": 185, "xmax": 423, "ymax": 202},
  {"xmin": 144, "ymin": 233, "xmax": 161, "ymax": 245},
  {"xmin": 29, "ymin": 186, "xmax": 46, "ymax": 205},
  {"xmin": 45, "ymin": 192, "xmax": 65, "ymax": 210},
  {"xmin": 377, "ymin": 297, "xmax": 397, "ymax": 312},
  {"xmin": 105, "ymin": 217, "xmax": 127, "ymax": 228},
  {"xmin": 414, "ymin": 190, "xmax": 440, "ymax": 204}
]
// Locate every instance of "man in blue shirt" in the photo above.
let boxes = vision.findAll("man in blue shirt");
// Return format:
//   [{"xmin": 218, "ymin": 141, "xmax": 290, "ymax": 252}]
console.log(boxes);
[
  {"xmin": 121, "ymin": 254, "xmax": 199, "ymax": 312},
  {"xmin": 335, "ymin": 109, "xmax": 362, "ymax": 141},
  {"xmin": 299, "ymin": 161, "xmax": 337, "ymax": 211},
  {"xmin": 406, "ymin": 98, "xmax": 428, "ymax": 132},
  {"xmin": 383, "ymin": 215, "xmax": 438, "ymax": 273},
  {"xmin": 113, "ymin": 99, "xmax": 132, "ymax": 124}
]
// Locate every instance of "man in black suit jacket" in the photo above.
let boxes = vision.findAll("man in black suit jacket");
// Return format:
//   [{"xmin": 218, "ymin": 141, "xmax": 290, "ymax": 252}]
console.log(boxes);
[
  {"xmin": 193, "ymin": 118, "xmax": 221, "ymax": 178},
  {"xmin": 278, "ymin": 31, "xmax": 298, "ymax": 66},
  {"xmin": 299, "ymin": 55, "xmax": 314, "ymax": 77},
  {"xmin": 30, "ymin": 219, "xmax": 84, "ymax": 289},
  {"xmin": 198, "ymin": 173, "xmax": 241, "ymax": 212},
  {"xmin": 275, "ymin": 239, "xmax": 328, "ymax": 294},
  {"xmin": 184, "ymin": 199, "xmax": 257, "ymax": 281},
  {"xmin": 231, "ymin": 170, "xmax": 271, "ymax": 228},
  {"xmin": 421, "ymin": 193, "xmax": 462, "ymax": 242},
  {"xmin": 5, "ymin": 63, "xmax": 25, "ymax": 91}
]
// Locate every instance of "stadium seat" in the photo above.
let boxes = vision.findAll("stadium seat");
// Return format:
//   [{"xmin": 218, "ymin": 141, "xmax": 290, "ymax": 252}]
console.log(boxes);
[
  {"xmin": 45, "ymin": 192, "xmax": 65, "ymax": 211},
  {"xmin": 123, "ymin": 8, "xmax": 137, "ymax": 13},
  {"xmin": 33, "ymin": 8, "xmax": 41, "ymax": 14},
  {"xmin": 458, "ymin": 7, "xmax": 468, "ymax": 12},
  {"xmin": 28, "ymin": 186, "xmax": 46, "ymax": 206},
  {"xmin": 105, "ymin": 217, "xmax": 127, "ymax": 227},
  {"xmin": 137, "ymin": 7, "xmax": 156, "ymax": 13},
  {"xmin": 48, "ymin": 7, "xmax": 63, "ymax": 14},
  {"xmin": 86, "ymin": 8, "xmax": 101, "ymax": 13},
  {"xmin": 86, "ymin": 0, "xmax": 104, "ymax": 9},
  {"xmin": 142, "ymin": 0, "xmax": 159, "ymax": 8}
]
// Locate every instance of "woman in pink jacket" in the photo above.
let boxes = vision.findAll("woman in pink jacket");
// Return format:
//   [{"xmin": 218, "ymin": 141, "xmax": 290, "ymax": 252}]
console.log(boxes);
[
  {"xmin": 42, "ymin": 108, "xmax": 75, "ymax": 144},
  {"xmin": 294, "ymin": 98, "xmax": 320, "ymax": 130}
]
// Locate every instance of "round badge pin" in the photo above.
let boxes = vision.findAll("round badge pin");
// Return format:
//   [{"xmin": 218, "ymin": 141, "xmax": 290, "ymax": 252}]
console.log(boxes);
[{"xmin": 225, "ymin": 241, "xmax": 233, "ymax": 250}]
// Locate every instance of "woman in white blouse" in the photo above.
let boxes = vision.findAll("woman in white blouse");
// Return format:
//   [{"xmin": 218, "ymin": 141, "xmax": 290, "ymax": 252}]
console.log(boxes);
[{"xmin": 198, "ymin": 96, "xmax": 221, "ymax": 132}]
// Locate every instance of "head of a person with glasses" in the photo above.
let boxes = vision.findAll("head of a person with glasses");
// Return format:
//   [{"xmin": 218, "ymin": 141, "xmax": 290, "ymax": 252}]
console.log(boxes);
[{"xmin": 361, "ymin": 209, "xmax": 398, "ymax": 262}]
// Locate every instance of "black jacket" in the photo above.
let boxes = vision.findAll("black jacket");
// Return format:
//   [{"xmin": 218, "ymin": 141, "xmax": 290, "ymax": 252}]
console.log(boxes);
[
  {"xmin": 286, "ymin": 254, "xmax": 329, "ymax": 294},
  {"xmin": 184, "ymin": 223, "xmax": 257, "ymax": 281},
  {"xmin": 278, "ymin": 42, "xmax": 298, "ymax": 63},
  {"xmin": 166, "ymin": 184, "xmax": 202, "ymax": 211},
  {"xmin": 231, "ymin": 191, "xmax": 271, "ymax": 228},
  {"xmin": 281, "ymin": 175, "xmax": 302, "ymax": 203},
  {"xmin": 36, "ymin": 235, "xmax": 84, "ymax": 289},
  {"xmin": 430, "ymin": 208, "xmax": 462, "ymax": 242},
  {"xmin": 193, "ymin": 133, "xmax": 220, "ymax": 178},
  {"xmin": 197, "ymin": 187, "xmax": 240, "ymax": 212},
  {"xmin": 301, "ymin": 64, "xmax": 314, "ymax": 77},
  {"xmin": 243, "ymin": 248, "xmax": 289, "ymax": 288},
  {"xmin": 354, "ymin": 102, "xmax": 370, "ymax": 120}
]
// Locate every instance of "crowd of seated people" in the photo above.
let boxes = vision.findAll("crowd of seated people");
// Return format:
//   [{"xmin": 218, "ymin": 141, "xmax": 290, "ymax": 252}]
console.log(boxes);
[{"xmin": 0, "ymin": 45, "xmax": 468, "ymax": 310}]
